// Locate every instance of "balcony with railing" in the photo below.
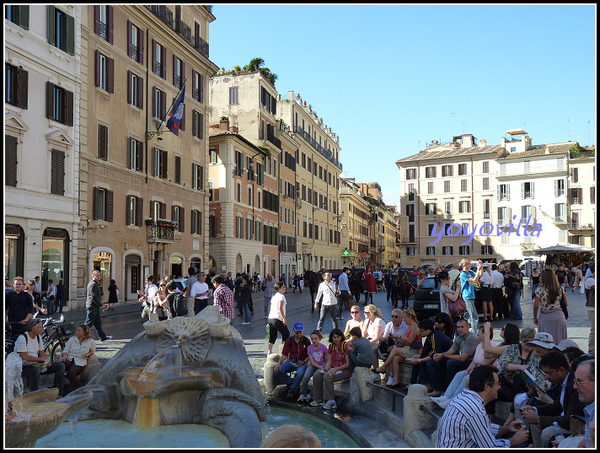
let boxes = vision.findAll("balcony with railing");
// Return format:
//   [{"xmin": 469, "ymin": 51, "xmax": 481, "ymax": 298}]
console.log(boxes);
[
  {"xmin": 175, "ymin": 19, "xmax": 192, "ymax": 44},
  {"xmin": 293, "ymin": 125, "xmax": 342, "ymax": 170},
  {"xmin": 148, "ymin": 5, "xmax": 174, "ymax": 29},
  {"xmin": 266, "ymin": 128, "xmax": 281, "ymax": 150},
  {"xmin": 194, "ymin": 35, "xmax": 209, "ymax": 58},
  {"xmin": 146, "ymin": 219, "xmax": 176, "ymax": 243}
]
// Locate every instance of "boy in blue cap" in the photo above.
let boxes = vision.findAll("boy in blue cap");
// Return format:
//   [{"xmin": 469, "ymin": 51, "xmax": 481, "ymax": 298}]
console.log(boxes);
[{"xmin": 273, "ymin": 322, "xmax": 311, "ymax": 400}]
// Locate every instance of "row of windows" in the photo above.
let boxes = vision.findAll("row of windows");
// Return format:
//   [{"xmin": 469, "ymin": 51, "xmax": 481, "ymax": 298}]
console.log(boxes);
[
  {"xmin": 419, "ymin": 245, "xmax": 493, "ymax": 256},
  {"xmin": 298, "ymin": 151, "xmax": 338, "ymax": 189},
  {"xmin": 95, "ymin": 125, "xmax": 205, "ymax": 188},
  {"xmin": 299, "ymin": 184, "xmax": 338, "ymax": 213},
  {"xmin": 301, "ymin": 222, "xmax": 342, "ymax": 244},
  {"xmin": 406, "ymin": 162, "xmax": 489, "ymax": 180},
  {"xmin": 93, "ymin": 190, "xmax": 203, "ymax": 234},
  {"xmin": 233, "ymin": 215, "xmax": 279, "ymax": 245}
]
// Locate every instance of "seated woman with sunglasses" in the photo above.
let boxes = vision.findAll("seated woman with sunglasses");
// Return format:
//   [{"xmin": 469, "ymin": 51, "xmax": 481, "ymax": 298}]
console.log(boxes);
[
  {"xmin": 372, "ymin": 309, "xmax": 421, "ymax": 384},
  {"xmin": 343, "ymin": 305, "xmax": 364, "ymax": 345}
]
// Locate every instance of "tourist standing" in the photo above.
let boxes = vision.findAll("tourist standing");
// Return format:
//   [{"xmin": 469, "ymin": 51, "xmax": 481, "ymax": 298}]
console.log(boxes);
[
  {"xmin": 185, "ymin": 267, "xmax": 199, "ymax": 317},
  {"xmin": 85, "ymin": 270, "xmax": 111, "ymax": 342},
  {"xmin": 5, "ymin": 277, "xmax": 34, "ymax": 335},
  {"xmin": 315, "ymin": 273, "xmax": 339, "ymax": 333},
  {"xmin": 211, "ymin": 276, "xmax": 235, "ymax": 320},
  {"xmin": 267, "ymin": 282, "xmax": 290, "ymax": 354},
  {"xmin": 337, "ymin": 267, "xmax": 351, "ymax": 319},
  {"xmin": 190, "ymin": 272, "xmax": 210, "ymax": 315},
  {"xmin": 55, "ymin": 279, "xmax": 67, "ymax": 314},
  {"xmin": 491, "ymin": 264, "xmax": 507, "ymax": 320},
  {"xmin": 262, "ymin": 273, "xmax": 276, "ymax": 319},
  {"xmin": 460, "ymin": 259, "xmax": 483, "ymax": 332},
  {"xmin": 107, "ymin": 279, "xmax": 118, "ymax": 310},
  {"xmin": 533, "ymin": 269, "xmax": 567, "ymax": 344}
]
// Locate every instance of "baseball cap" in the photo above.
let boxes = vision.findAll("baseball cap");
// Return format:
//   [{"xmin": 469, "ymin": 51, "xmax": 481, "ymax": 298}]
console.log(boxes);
[
  {"xmin": 526, "ymin": 332, "xmax": 555, "ymax": 349},
  {"xmin": 293, "ymin": 322, "xmax": 304, "ymax": 332},
  {"xmin": 555, "ymin": 339, "xmax": 579, "ymax": 351},
  {"xmin": 482, "ymin": 263, "xmax": 490, "ymax": 268}
]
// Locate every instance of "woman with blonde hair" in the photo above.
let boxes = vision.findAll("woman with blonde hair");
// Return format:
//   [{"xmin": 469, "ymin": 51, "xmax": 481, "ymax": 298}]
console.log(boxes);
[
  {"xmin": 533, "ymin": 269, "xmax": 568, "ymax": 344},
  {"xmin": 261, "ymin": 424, "xmax": 321, "ymax": 448},
  {"xmin": 343, "ymin": 305, "xmax": 363, "ymax": 340}
]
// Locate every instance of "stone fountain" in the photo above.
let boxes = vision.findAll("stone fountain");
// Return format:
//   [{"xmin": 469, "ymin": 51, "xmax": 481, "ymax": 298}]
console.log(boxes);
[
  {"xmin": 68, "ymin": 306, "xmax": 267, "ymax": 448},
  {"xmin": 5, "ymin": 352, "xmax": 93, "ymax": 448}
]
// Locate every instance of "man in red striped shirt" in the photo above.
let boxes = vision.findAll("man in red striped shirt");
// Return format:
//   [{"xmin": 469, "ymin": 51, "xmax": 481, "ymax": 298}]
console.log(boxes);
[{"xmin": 212, "ymin": 276, "xmax": 235, "ymax": 320}]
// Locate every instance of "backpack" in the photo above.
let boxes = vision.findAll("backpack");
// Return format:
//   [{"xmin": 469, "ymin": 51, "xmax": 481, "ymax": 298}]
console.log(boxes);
[{"xmin": 173, "ymin": 293, "xmax": 188, "ymax": 317}]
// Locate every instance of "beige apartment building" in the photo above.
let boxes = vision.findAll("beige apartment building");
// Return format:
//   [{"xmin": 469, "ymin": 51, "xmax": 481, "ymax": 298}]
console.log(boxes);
[
  {"xmin": 207, "ymin": 119, "xmax": 275, "ymax": 276},
  {"xmin": 78, "ymin": 5, "xmax": 218, "ymax": 305},
  {"xmin": 279, "ymin": 91, "xmax": 344, "ymax": 272},
  {"xmin": 209, "ymin": 70, "xmax": 283, "ymax": 277},
  {"xmin": 340, "ymin": 178, "xmax": 371, "ymax": 268},
  {"xmin": 396, "ymin": 134, "xmax": 503, "ymax": 268}
]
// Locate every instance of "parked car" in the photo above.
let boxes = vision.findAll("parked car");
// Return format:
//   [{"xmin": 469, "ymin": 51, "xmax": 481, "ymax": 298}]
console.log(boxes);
[{"xmin": 413, "ymin": 276, "xmax": 440, "ymax": 321}]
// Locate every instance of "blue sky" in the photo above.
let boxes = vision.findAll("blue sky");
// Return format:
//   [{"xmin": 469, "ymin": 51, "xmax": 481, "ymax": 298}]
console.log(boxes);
[{"xmin": 208, "ymin": 4, "xmax": 596, "ymax": 206}]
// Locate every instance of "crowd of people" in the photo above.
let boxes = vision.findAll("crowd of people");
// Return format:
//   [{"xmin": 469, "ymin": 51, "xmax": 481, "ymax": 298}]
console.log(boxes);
[{"xmin": 5, "ymin": 257, "xmax": 595, "ymax": 447}]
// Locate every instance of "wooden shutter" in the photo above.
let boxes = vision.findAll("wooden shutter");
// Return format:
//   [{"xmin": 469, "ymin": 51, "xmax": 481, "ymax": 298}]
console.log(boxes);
[
  {"xmin": 175, "ymin": 156, "xmax": 181, "ymax": 184},
  {"xmin": 98, "ymin": 124, "xmax": 107, "ymax": 160},
  {"xmin": 137, "ymin": 74, "xmax": 144, "ymax": 109},
  {"xmin": 50, "ymin": 149, "xmax": 65, "ymax": 195},
  {"xmin": 191, "ymin": 210, "xmax": 196, "ymax": 234},
  {"xmin": 106, "ymin": 190, "xmax": 114, "ymax": 222},
  {"xmin": 138, "ymin": 28, "xmax": 144, "ymax": 64},
  {"xmin": 126, "ymin": 195, "xmax": 132, "ymax": 224},
  {"xmin": 152, "ymin": 39, "xmax": 156, "ymax": 74},
  {"xmin": 136, "ymin": 140, "xmax": 143, "ymax": 172},
  {"xmin": 161, "ymin": 45, "xmax": 166, "ymax": 79},
  {"xmin": 179, "ymin": 207, "xmax": 185, "ymax": 232},
  {"xmin": 94, "ymin": 6, "xmax": 101, "ymax": 36},
  {"xmin": 160, "ymin": 202, "xmax": 166, "ymax": 219},
  {"xmin": 93, "ymin": 187, "xmax": 99, "ymax": 220},
  {"xmin": 47, "ymin": 6, "xmax": 56, "ymax": 46},
  {"xmin": 136, "ymin": 197, "xmax": 144, "ymax": 226},
  {"xmin": 107, "ymin": 57, "xmax": 114, "ymax": 93},
  {"xmin": 65, "ymin": 12, "xmax": 75, "ymax": 55},
  {"xmin": 46, "ymin": 82, "xmax": 54, "ymax": 119},
  {"xmin": 106, "ymin": 6, "xmax": 114, "ymax": 44},
  {"xmin": 160, "ymin": 90, "xmax": 166, "ymax": 119},
  {"xmin": 18, "ymin": 5, "xmax": 29, "ymax": 30},
  {"xmin": 161, "ymin": 150, "xmax": 168, "ymax": 179},
  {"xmin": 5, "ymin": 135, "xmax": 18, "ymax": 187},
  {"xmin": 65, "ymin": 89, "xmax": 73, "ymax": 126},
  {"xmin": 127, "ymin": 70, "xmax": 132, "ymax": 104},
  {"xmin": 18, "ymin": 67, "xmax": 28, "ymax": 109},
  {"xmin": 95, "ymin": 50, "xmax": 101, "ymax": 87}
]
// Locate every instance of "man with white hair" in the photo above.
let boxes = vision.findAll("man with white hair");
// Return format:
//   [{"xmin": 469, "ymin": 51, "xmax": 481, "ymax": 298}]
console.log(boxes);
[{"xmin": 574, "ymin": 359, "xmax": 595, "ymax": 448}]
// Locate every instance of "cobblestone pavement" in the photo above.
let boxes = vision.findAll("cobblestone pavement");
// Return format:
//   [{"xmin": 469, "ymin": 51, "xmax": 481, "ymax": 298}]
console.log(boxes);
[{"xmin": 65, "ymin": 279, "xmax": 593, "ymax": 376}]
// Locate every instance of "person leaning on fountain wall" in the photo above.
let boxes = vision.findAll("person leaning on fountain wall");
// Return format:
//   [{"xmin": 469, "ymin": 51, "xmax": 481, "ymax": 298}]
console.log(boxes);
[{"xmin": 15, "ymin": 318, "xmax": 65, "ymax": 396}]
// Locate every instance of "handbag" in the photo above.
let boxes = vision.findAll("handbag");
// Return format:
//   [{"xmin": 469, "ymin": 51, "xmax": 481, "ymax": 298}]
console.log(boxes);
[
  {"xmin": 560, "ymin": 288, "xmax": 569, "ymax": 320},
  {"xmin": 446, "ymin": 295, "xmax": 467, "ymax": 316}
]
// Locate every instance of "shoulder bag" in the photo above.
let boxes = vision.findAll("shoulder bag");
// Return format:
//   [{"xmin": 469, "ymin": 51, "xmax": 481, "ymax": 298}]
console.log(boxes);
[
  {"xmin": 560, "ymin": 287, "xmax": 569, "ymax": 320},
  {"xmin": 445, "ymin": 293, "xmax": 467, "ymax": 317}
]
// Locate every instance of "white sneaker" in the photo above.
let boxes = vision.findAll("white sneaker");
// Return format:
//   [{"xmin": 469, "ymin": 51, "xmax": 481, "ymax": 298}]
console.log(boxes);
[
  {"xmin": 371, "ymin": 373, "xmax": 381, "ymax": 381},
  {"xmin": 310, "ymin": 400, "xmax": 324, "ymax": 407},
  {"xmin": 431, "ymin": 395, "xmax": 449, "ymax": 409},
  {"xmin": 323, "ymin": 400, "xmax": 337, "ymax": 410},
  {"xmin": 297, "ymin": 394, "xmax": 307, "ymax": 402},
  {"xmin": 386, "ymin": 374, "xmax": 395, "ymax": 386},
  {"xmin": 242, "ymin": 322, "xmax": 251, "ymax": 325}
]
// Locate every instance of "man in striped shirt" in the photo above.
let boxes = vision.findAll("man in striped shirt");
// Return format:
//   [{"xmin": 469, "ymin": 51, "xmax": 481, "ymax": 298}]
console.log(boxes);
[
  {"xmin": 436, "ymin": 365, "xmax": 530, "ymax": 448},
  {"xmin": 211, "ymin": 276, "xmax": 235, "ymax": 320}
]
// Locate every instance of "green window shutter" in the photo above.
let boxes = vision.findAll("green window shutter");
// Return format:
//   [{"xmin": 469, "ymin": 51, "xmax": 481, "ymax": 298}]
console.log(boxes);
[
  {"xmin": 65, "ymin": 12, "xmax": 75, "ymax": 55},
  {"xmin": 19, "ymin": 5, "xmax": 30, "ymax": 30},
  {"xmin": 47, "ymin": 6, "xmax": 56, "ymax": 46}
]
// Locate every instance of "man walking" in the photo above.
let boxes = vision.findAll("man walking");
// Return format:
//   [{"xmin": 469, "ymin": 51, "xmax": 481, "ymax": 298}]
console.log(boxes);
[
  {"xmin": 85, "ymin": 270, "xmax": 111, "ymax": 342},
  {"xmin": 315, "ymin": 272, "xmax": 339, "ymax": 333},
  {"xmin": 460, "ymin": 259, "xmax": 483, "ymax": 333},
  {"xmin": 337, "ymin": 267, "xmax": 351, "ymax": 319}
]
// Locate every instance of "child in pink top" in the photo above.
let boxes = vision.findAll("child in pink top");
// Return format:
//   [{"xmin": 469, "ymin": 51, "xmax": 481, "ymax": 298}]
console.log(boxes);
[{"xmin": 298, "ymin": 330, "xmax": 328, "ymax": 401}]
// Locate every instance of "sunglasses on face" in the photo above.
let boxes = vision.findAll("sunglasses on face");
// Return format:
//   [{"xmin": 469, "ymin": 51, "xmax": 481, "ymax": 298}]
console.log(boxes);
[
  {"xmin": 391, "ymin": 315, "xmax": 400, "ymax": 318},
  {"xmin": 351, "ymin": 311, "xmax": 359, "ymax": 314}
]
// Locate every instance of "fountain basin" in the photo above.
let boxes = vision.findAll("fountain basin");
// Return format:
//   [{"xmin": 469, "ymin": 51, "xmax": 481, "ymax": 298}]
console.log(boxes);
[{"xmin": 5, "ymin": 389, "xmax": 93, "ymax": 448}]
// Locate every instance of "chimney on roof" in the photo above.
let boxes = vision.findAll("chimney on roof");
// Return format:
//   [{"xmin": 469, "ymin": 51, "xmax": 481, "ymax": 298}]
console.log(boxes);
[
  {"xmin": 219, "ymin": 116, "xmax": 230, "ymax": 131},
  {"xmin": 479, "ymin": 139, "xmax": 487, "ymax": 147},
  {"xmin": 461, "ymin": 134, "xmax": 474, "ymax": 148}
]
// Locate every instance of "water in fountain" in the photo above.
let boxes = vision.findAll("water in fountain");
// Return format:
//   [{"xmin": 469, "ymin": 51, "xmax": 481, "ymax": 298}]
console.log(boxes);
[
  {"xmin": 132, "ymin": 344, "xmax": 183, "ymax": 427},
  {"xmin": 5, "ymin": 352, "xmax": 25, "ymax": 421}
]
